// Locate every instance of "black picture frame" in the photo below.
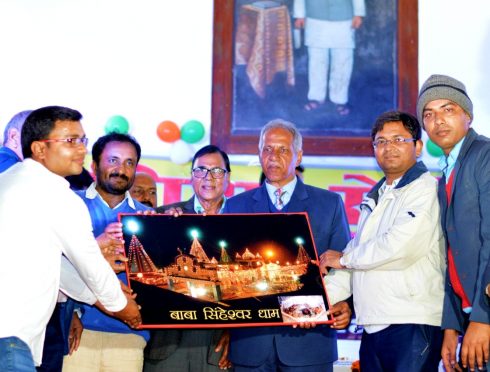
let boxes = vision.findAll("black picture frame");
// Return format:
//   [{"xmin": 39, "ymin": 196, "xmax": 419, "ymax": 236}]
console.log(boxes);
[{"xmin": 120, "ymin": 213, "xmax": 334, "ymax": 328}]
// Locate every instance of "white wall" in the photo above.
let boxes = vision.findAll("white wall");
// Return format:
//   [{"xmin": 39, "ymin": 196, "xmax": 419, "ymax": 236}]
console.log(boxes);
[
  {"xmin": 419, "ymin": 0, "xmax": 490, "ymax": 168},
  {"xmin": 0, "ymin": 0, "xmax": 214, "ymax": 157},
  {"xmin": 0, "ymin": 0, "xmax": 488, "ymax": 169},
  {"xmin": 419, "ymin": 0, "xmax": 490, "ymax": 134}
]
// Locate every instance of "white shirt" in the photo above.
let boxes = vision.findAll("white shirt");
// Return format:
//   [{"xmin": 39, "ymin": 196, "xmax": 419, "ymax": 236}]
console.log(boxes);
[
  {"xmin": 85, "ymin": 182, "xmax": 135, "ymax": 209},
  {"xmin": 0, "ymin": 159, "xmax": 127, "ymax": 366},
  {"xmin": 265, "ymin": 176, "xmax": 298, "ymax": 208},
  {"xmin": 293, "ymin": 0, "xmax": 366, "ymax": 49}
]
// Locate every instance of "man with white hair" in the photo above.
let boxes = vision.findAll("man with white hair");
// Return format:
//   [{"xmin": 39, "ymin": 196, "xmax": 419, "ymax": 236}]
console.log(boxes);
[
  {"xmin": 224, "ymin": 119, "xmax": 351, "ymax": 372},
  {"xmin": 0, "ymin": 110, "xmax": 32, "ymax": 172}
]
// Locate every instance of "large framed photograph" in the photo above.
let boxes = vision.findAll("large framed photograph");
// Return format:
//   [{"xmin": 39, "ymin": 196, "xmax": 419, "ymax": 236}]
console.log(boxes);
[
  {"xmin": 211, "ymin": 0, "xmax": 418, "ymax": 156},
  {"xmin": 120, "ymin": 213, "xmax": 334, "ymax": 328}
]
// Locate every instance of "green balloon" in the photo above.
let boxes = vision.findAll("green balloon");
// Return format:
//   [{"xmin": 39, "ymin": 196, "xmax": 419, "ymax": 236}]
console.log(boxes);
[
  {"xmin": 426, "ymin": 139, "xmax": 444, "ymax": 157},
  {"xmin": 105, "ymin": 115, "xmax": 129, "ymax": 134},
  {"xmin": 181, "ymin": 120, "xmax": 205, "ymax": 144}
]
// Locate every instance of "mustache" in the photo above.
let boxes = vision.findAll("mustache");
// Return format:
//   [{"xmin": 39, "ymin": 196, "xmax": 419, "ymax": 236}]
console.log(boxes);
[{"xmin": 109, "ymin": 173, "xmax": 129, "ymax": 181}]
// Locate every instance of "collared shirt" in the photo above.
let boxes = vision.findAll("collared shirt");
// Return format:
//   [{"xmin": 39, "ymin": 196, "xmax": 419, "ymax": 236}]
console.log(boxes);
[
  {"xmin": 85, "ymin": 182, "xmax": 135, "ymax": 209},
  {"xmin": 194, "ymin": 196, "xmax": 227, "ymax": 214},
  {"xmin": 76, "ymin": 184, "xmax": 150, "ymax": 340},
  {"xmin": 265, "ymin": 176, "xmax": 298, "ymax": 207},
  {"xmin": 0, "ymin": 159, "xmax": 126, "ymax": 366},
  {"xmin": 438, "ymin": 136, "xmax": 465, "ymax": 182}
]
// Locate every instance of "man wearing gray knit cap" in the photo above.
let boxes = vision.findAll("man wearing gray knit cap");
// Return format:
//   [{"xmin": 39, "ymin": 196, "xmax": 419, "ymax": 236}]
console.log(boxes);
[{"xmin": 418, "ymin": 74, "xmax": 490, "ymax": 372}]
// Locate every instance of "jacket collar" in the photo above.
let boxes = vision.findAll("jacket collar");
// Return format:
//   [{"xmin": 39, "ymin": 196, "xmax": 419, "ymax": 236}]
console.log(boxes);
[
  {"xmin": 364, "ymin": 161, "xmax": 429, "ymax": 208},
  {"xmin": 456, "ymin": 128, "xmax": 477, "ymax": 164},
  {"xmin": 439, "ymin": 128, "xmax": 479, "ymax": 210},
  {"xmin": 183, "ymin": 196, "xmax": 197, "ymax": 213}
]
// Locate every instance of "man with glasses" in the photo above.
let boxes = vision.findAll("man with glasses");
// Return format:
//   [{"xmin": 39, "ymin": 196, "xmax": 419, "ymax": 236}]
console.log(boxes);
[
  {"xmin": 144, "ymin": 145, "xmax": 232, "ymax": 371},
  {"xmin": 0, "ymin": 106, "xmax": 141, "ymax": 371},
  {"xmin": 1, "ymin": 110, "xmax": 107, "ymax": 372},
  {"xmin": 323, "ymin": 111, "xmax": 445, "ymax": 371}
]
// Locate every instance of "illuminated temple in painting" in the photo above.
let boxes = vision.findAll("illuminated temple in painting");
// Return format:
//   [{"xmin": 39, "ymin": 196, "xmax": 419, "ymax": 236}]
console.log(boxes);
[{"xmin": 126, "ymin": 233, "xmax": 311, "ymax": 302}]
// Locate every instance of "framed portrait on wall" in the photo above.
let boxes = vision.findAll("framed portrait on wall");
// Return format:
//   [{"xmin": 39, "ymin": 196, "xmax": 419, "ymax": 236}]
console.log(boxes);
[
  {"xmin": 211, "ymin": 0, "xmax": 418, "ymax": 156},
  {"xmin": 120, "ymin": 213, "xmax": 335, "ymax": 328}
]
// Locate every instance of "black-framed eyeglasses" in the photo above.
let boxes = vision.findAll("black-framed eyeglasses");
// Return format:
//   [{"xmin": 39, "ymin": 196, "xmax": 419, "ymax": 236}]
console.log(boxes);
[
  {"xmin": 191, "ymin": 166, "xmax": 227, "ymax": 179},
  {"xmin": 373, "ymin": 137, "xmax": 416, "ymax": 148},
  {"xmin": 38, "ymin": 137, "xmax": 89, "ymax": 147}
]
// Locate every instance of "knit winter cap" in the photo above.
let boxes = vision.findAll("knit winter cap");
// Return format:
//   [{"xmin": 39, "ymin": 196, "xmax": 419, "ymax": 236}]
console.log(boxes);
[{"xmin": 416, "ymin": 74, "xmax": 473, "ymax": 124}]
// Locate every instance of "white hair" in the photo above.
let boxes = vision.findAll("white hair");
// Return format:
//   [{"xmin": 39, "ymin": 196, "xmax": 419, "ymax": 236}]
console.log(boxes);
[{"xmin": 258, "ymin": 118, "xmax": 303, "ymax": 152}]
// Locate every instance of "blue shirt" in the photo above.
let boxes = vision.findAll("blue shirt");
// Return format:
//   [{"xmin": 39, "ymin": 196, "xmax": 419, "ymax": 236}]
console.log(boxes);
[
  {"xmin": 76, "ymin": 183, "xmax": 151, "ymax": 340},
  {"xmin": 0, "ymin": 146, "xmax": 21, "ymax": 174},
  {"xmin": 438, "ymin": 136, "xmax": 465, "ymax": 182}
]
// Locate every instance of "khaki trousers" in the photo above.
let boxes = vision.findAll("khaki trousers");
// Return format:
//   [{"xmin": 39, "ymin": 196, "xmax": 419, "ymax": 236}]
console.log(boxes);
[{"xmin": 62, "ymin": 329, "xmax": 146, "ymax": 372}]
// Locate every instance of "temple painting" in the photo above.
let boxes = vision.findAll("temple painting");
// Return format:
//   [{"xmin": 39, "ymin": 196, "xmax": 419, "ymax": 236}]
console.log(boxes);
[
  {"xmin": 120, "ymin": 213, "xmax": 333, "ymax": 328},
  {"xmin": 126, "ymin": 232, "xmax": 311, "ymax": 302}
]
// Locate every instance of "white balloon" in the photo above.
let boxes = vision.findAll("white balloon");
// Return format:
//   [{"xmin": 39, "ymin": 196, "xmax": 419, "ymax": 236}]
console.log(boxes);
[{"xmin": 170, "ymin": 139, "xmax": 193, "ymax": 165}]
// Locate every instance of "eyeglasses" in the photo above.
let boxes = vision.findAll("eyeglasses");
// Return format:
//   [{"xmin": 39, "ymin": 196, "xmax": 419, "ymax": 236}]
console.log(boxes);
[
  {"xmin": 191, "ymin": 166, "xmax": 227, "ymax": 179},
  {"xmin": 39, "ymin": 137, "xmax": 89, "ymax": 146},
  {"xmin": 373, "ymin": 137, "xmax": 416, "ymax": 148}
]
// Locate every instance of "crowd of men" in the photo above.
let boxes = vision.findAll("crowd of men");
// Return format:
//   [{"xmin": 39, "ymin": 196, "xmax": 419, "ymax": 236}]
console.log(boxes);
[{"xmin": 0, "ymin": 73, "xmax": 489, "ymax": 372}]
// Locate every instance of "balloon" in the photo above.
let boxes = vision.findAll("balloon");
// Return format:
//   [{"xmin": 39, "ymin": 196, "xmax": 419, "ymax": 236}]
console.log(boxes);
[
  {"xmin": 181, "ymin": 120, "xmax": 205, "ymax": 144},
  {"xmin": 157, "ymin": 120, "xmax": 180, "ymax": 143},
  {"xmin": 426, "ymin": 139, "xmax": 444, "ymax": 157},
  {"xmin": 170, "ymin": 140, "xmax": 193, "ymax": 165},
  {"xmin": 105, "ymin": 115, "xmax": 129, "ymax": 134}
]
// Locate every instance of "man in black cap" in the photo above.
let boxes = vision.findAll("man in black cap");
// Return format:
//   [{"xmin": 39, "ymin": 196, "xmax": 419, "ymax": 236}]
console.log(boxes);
[{"xmin": 417, "ymin": 74, "xmax": 490, "ymax": 372}]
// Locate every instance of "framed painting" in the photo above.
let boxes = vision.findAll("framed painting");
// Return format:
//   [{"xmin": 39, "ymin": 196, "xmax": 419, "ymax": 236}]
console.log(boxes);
[
  {"xmin": 211, "ymin": 0, "xmax": 418, "ymax": 156},
  {"xmin": 120, "ymin": 213, "xmax": 335, "ymax": 328}
]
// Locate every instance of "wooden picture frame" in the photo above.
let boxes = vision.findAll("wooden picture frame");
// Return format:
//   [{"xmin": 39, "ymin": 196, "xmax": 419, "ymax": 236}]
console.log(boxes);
[{"xmin": 211, "ymin": 0, "xmax": 418, "ymax": 156}]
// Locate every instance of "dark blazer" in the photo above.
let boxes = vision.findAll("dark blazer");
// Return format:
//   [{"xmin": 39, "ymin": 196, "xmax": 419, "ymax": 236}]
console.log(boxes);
[
  {"xmin": 224, "ymin": 179, "xmax": 351, "ymax": 367},
  {"xmin": 484, "ymin": 262, "xmax": 490, "ymax": 306},
  {"xmin": 438, "ymin": 128, "xmax": 490, "ymax": 332},
  {"xmin": 145, "ymin": 197, "xmax": 224, "ymax": 366},
  {"xmin": 154, "ymin": 197, "xmax": 195, "ymax": 215}
]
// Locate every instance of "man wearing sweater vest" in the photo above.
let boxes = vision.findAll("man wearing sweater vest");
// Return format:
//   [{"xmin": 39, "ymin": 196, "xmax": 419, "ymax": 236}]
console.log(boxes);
[
  {"xmin": 417, "ymin": 74, "xmax": 490, "ymax": 372},
  {"xmin": 63, "ymin": 133, "xmax": 152, "ymax": 372}
]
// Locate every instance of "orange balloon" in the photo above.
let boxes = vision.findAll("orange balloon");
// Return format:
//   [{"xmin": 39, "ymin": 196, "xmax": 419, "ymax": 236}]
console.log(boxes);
[{"xmin": 157, "ymin": 120, "xmax": 180, "ymax": 143}]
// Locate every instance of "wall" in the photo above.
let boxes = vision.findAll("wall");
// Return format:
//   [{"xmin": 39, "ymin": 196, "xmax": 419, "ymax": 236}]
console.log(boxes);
[{"xmin": 1, "ymin": 0, "xmax": 488, "ymax": 190}]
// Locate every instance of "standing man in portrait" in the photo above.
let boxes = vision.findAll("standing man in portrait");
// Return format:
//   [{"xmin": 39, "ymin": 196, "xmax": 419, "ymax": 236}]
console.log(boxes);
[
  {"xmin": 417, "ymin": 74, "xmax": 490, "ymax": 372},
  {"xmin": 293, "ymin": 0, "xmax": 365, "ymax": 115},
  {"xmin": 144, "ymin": 145, "xmax": 232, "ymax": 371},
  {"xmin": 224, "ymin": 119, "xmax": 352, "ymax": 371}
]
